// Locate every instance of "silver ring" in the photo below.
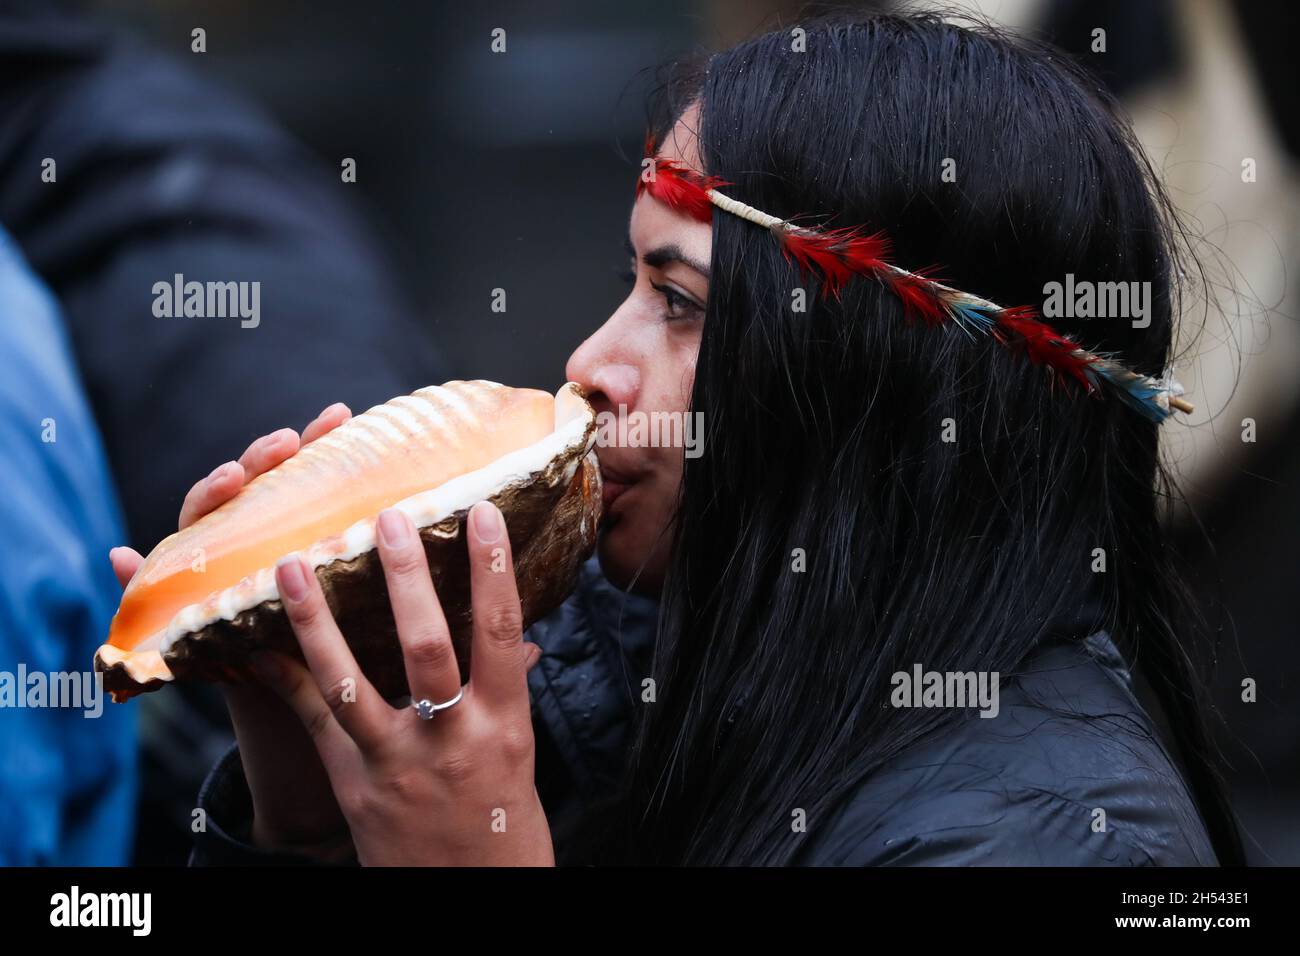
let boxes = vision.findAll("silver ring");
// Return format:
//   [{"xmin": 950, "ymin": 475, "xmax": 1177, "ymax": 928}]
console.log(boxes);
[{"xmin": 412, "ymin": 688, "xmax": 464, "ymax": 720}]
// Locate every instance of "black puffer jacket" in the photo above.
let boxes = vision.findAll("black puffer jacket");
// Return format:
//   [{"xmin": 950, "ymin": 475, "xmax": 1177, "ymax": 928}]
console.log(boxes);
[{"xmin": 188, "ymin": 559, "xmax": 1217, "ymax": 866}]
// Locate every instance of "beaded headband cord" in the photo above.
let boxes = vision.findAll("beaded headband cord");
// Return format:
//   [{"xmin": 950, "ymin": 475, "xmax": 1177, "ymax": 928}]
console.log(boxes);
[{"xmin": 636, "ymin": 149, "xmax": 1193, "ymax": 423}]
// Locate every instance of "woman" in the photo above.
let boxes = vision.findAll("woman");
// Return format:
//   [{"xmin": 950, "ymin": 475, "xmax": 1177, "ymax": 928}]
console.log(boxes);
[{"xmin": 112, "ymin": 12, "xmax": 1241, "ymax": 865}]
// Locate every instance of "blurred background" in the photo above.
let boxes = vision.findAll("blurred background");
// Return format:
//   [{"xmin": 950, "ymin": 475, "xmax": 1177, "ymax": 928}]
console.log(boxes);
[{"xmin": 0, "ymin": 0, "xmax": 1294, "ymax": 865}]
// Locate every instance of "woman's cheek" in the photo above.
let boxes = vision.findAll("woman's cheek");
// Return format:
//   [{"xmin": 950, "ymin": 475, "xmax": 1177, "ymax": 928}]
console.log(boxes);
[
  {"xmin": 666, "ymin": 325, "xmax": 701, "ymax": 413},
  {"xmin": 680, "ymin": 349, "xmax": 698, "ymax": 408}
]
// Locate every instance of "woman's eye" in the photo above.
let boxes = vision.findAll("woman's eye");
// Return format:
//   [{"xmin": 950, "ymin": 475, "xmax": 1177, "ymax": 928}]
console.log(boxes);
[{"xmin": 650, "ymin": 281, "xmax": 702, "ymax": 321}]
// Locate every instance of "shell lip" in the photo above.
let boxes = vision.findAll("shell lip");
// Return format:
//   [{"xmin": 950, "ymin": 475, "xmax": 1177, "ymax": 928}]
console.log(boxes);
[{"xmin": 95, "ymin": 382, "xmax": 597, "ymax": 698}]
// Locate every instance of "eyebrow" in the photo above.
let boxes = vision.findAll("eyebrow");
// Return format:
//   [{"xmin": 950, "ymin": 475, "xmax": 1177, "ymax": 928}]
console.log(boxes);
[{"xmin": 626, "ymin": 237, "xmax": 710, "ymax": 279}]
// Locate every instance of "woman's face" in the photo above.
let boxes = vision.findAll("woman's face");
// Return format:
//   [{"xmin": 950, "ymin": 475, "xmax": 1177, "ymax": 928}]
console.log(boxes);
[{"xmin": 565, "ymin": 111, "xmax": 710, "ymax": 595}]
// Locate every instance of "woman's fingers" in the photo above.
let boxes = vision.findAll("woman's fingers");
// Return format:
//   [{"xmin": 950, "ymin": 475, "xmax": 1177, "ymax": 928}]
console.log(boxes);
[
  {"xmin": 178, "ymin": 460, "xmax": 245, "ymax": 530},
  {"xmin": 237, "ymin": 427, "xmax": 301, "ymax": 481},
  {"xmin": 465, "ymin": 502, "xmax": 528, "ymax": 712},
  {"xmin": 176, "ymin": 403, "xmax": 347, "ymax": 532},
  {"xmin": 375, "ymin": 509, "xmax": 462, "ymax": 713},
  {"xmin": 109, "ymin": 546, "xmax": 144, "ymax": 589},
  {"xmin": 275, "ymin": 555, "xmax": 392, "ymax": 751},
  {"xmin": 243, "ymin": 652, "xmax": 358, "ymax": 778},
  {"xmin": 302, "ymin": 403, "xmax": 351, "ymax": 445}
]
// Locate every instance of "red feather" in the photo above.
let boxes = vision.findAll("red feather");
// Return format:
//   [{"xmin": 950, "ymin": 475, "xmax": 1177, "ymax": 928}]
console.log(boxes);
[
  {"xmin": 992, "ymin": 306, "xmax": 1096, "ymax": 390},
  {"xmin": 839, "ymin": 231, "xmax": 892, "ymax": 271},
  {"xmin": 779, "ymin": 227, "xmax": 891, "ymax": 298},
  {"xmin": 887, "ymin": 270, "xmax": 948, "ymax": 326},
  {"xmin": 636, "ymin": 159, "xmax": 725, "ymax": 223}
]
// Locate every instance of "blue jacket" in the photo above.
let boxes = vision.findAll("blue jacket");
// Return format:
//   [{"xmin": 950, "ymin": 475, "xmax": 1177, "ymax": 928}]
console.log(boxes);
[
  {"xmin": 0, "ymin": 230, "xmax": 136, "ymax": 865},
  {"xmin": 189, "ymin": 558, "xmax": 1216, "ymax": 865}
]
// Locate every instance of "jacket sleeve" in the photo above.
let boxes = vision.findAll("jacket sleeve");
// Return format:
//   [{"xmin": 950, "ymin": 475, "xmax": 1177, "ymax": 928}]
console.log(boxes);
[
  {"xmin": 821, "ymin": 785, "xmax": 1163, "ymax": 866},
  {"xmin": 0, "ymin": 230, "xmax": 136, "ymax": 866},
  {"xmin": 188, "ymin": 742, "xmax": 356, "ymax": 866}
]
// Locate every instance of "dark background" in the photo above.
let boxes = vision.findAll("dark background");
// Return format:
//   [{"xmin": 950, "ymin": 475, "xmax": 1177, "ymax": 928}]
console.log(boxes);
[{"xmin": 100, "ymin": 0, "xmax": 704, "ymax": 390}]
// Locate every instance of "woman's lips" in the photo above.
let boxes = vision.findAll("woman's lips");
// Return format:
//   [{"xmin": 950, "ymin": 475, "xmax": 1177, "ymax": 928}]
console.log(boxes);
[
  {"xmin": 602, "ymin": 479, "xmax": 629, "ymax": 511},
  {"xmin": 599, "ymin": 464, "xmax": 639, "ymax": 511}
]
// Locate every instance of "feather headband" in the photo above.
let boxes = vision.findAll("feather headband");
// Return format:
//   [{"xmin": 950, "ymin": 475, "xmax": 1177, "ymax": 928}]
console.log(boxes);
[{"xmin": 636, "ymin": 152, "xmax": 1193, "ymax": 423}]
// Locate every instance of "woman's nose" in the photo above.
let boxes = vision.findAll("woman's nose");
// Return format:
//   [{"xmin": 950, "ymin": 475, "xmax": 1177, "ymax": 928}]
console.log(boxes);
[{"xmin": 566, "ymin": 339, "xmax": 640, "ymax": 413}]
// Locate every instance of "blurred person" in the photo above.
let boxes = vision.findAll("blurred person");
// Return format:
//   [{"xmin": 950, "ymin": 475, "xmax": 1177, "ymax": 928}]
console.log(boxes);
[
  {"xmin": 0, "ymin": 229, "xmax": 134, "ymax": 865},
  {"xmin": 0, "ymin": 1, "xmax": 447, "ymax": 861},
  {"xmin": 124, "ymin": 13, "xmax": 1248, "ymax": 865}
]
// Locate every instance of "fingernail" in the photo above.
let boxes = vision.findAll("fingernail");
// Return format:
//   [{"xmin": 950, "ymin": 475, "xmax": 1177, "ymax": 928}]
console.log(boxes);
[
  {"xmin": 471, "ymin": 501, "xmax": 502, "ymax": 542},
  {"xmin": 249, "ymin": 650, "xmax": 282, "ymax": 682},
  {"xmin": 206, "ymin": 461, "xmax": 233, "ymax": 485},
  {"xmin": 378, "ymin": 509, "xmax": 411, "ymax": 547},
  {"xmin": 276, "ymin": 555, "xmax": 309, "ymax": 602}
]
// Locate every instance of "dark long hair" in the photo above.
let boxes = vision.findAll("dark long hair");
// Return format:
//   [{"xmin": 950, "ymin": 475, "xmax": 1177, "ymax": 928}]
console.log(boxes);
[{"xmin": 604, "ymin": 11, "xmax": 1242, "ymax": 865}]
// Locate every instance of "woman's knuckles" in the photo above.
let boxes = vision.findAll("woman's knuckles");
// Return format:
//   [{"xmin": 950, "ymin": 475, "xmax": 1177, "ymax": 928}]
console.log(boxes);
[
  {"xmin": 320, "ymin": 675, "xmax": 359, "ymax": 718},
  {"xmin": 382, "ymin": 543, "xmax": 427, "ymax": 579},
  {"xmin": 498, "ymin": 725, "xmax": 535, "ymax": 764},
  {"xmin": 379, "ymin": 769, "xmax": 431, "ymax": 804},
  {"xmin": 337, "ymin": 785, "xmax": 375, "ymax": 821},
  {"xmin": 405, "ymin": 633, "xmax": 454, "ymax": 672},
  {"xmin": 479, "ymin": 602, "xmax": 523, "ymax": 645},
  {"xmin": 430, "ymin": 750, "xmax": 478, "ymax": 788},
  {"xmin": 302, "ymin": 701, "xmax": 338, "ymax": 745}
]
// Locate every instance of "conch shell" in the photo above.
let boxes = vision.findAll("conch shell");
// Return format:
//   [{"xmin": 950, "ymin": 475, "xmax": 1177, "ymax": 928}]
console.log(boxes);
[{"xmin": 95, "ymin": 381, "xmax": 601, "ymax": 702}]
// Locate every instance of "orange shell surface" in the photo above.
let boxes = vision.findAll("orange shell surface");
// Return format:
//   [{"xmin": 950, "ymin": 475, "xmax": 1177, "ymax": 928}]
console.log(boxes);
[{"xmin": 95, "ymin": 381, "xmax": 601, "ymax": 701}]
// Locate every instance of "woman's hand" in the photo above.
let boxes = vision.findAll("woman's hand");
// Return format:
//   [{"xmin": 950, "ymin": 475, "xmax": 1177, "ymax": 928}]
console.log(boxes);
[
  {"xmin": 252, "ymin": 501, "xmax": 553, "ymax": 866},
  {"xmin": 110, "ymin": 403, "xmax": 358, "ymax": 862}
]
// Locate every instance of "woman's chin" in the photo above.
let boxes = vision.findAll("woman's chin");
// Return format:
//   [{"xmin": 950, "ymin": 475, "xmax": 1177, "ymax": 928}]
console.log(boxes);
[{"xmin": 596, "ymin": 524, "xmax": 667, "ymax": 598}]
